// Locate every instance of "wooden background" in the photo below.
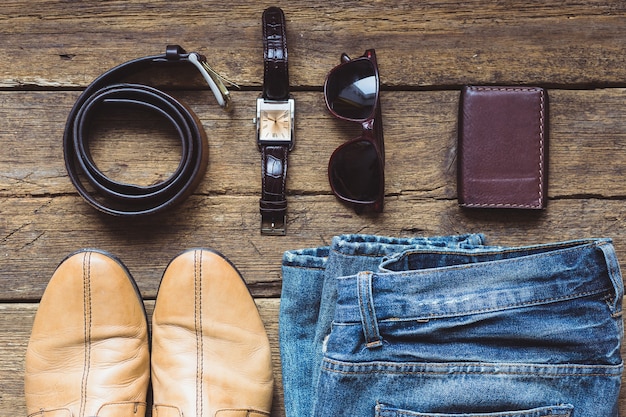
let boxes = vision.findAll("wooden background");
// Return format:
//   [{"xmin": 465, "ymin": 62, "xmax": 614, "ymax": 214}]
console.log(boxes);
[{"xmin": 1, "ymin": 1, "xmax": 625, "ymax": 415}]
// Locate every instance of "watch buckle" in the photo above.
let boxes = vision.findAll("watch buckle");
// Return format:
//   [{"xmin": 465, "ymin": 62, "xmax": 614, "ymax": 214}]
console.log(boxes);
[{"xmin": 261, "ymin": 215, "xmax": 287, "ymax": 236}]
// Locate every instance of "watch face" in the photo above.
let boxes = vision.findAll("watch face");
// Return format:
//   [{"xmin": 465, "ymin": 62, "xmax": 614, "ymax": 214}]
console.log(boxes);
[
  {"xmin": 260, "ymin": 109, "xmax": 291, "ymax": 140},
  {"xmin": 257, "ymin": 100, "xmax": 293, "ymax": 143}
]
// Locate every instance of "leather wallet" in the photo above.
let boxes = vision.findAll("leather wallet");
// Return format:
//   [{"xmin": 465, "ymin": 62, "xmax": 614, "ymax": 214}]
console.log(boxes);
[{"xmin": 457, "ymin": 86, "xmax": 548, "ymax": 209}]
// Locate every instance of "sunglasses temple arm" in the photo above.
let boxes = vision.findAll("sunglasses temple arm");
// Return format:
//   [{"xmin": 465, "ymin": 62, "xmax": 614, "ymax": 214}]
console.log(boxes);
[{"xmin": 374, "ymin": 96, "xmax": 385, "ymax": 161}]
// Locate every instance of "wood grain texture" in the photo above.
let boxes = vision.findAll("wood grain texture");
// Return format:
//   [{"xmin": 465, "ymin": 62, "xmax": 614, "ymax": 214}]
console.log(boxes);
[
  {"xmin": 1, "ymin": 0, "xmax": 625, "ymax": 416},
  {"xmin": 0, "ymin": 1, "xmax": 625, "ymax": 88},
  {"xmin": 1, "ymin": 89, "xmax": 625, "ymax": 199}
]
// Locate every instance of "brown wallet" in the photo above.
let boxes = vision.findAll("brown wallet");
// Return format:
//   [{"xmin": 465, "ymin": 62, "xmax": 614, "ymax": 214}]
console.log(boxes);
[{"xmin": 457, "ymin": 86, "xmax": 548, "ymax": 209}]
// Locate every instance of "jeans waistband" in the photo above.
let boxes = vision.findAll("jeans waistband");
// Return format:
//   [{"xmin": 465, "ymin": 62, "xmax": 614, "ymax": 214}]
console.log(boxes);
[
  {"xmin": 334, "ymin": 239, "xmax": 623, "ymax": 329},
  {"xmin": 281, "ymin": 233, "xmax": 486, "ymax": 269},
  {"xmin": 330, "ymin": 233, "xmax": 486, "ymax": 257}
]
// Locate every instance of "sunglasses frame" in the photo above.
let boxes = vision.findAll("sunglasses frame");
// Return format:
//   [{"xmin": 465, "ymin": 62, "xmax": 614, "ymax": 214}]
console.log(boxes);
[{"xmin": 324, "ymin": 49, "xmax": 385, "ymax": 213}]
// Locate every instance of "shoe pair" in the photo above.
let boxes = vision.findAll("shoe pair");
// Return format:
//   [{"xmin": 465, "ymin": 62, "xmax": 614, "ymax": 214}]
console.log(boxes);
[{"xmin": 24, "ymin": 249, "xmax": 274, "ymax": 417}]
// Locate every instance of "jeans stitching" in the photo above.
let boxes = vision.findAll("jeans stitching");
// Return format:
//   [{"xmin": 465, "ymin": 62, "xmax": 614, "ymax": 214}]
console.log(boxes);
[
  {"xmin": 333, "ymin": 288, "xmax": 610, "ymax": 324},
  {"xmin": 321, "ymin": 358, "xmax": 623, "ymax": 377},
  {"xmin": 377, "ymin": 407, "xmax": 571, "ymax": 417}
]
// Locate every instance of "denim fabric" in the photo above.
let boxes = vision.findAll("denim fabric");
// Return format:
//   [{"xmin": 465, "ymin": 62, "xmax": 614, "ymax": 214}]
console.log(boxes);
[
  {"xmin": 279, "ymin": 234, "xmax": 486, "ymax": 417},
  {"xmin": 280, "ymin": 235, "xmax": 624, "ymax": 417},
  {"xmin": 315, "ymin": 239, "xmax": 623, "ymax": 417}
]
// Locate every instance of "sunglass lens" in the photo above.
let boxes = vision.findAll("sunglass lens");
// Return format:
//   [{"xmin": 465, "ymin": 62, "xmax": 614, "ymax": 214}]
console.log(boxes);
[
  {"xmin": 326, "ymin": 60, "xmax": 377, "ymax": 120},
  {"xmin": 329, "ymin": 140, "xmax": 381, "ymax": 202}
]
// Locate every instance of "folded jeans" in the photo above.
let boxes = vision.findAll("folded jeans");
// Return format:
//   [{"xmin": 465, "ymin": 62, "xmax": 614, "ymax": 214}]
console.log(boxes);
[{"xmin": 279, "ymin": 234, "xmax": 623, "ymax": 417}]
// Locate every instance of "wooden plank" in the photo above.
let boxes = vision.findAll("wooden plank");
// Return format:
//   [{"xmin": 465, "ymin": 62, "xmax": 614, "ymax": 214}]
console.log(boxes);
[
  {"xmin": 0, "ymin": 89, "xmax": 625, "ymax": 198},
  {"xmin": 0, "ymin": 1, "xmax": 624, "ymax": 88},
  {"xmin": 2, "ymin": 196, "xmax": 626, "ymax": 300}
]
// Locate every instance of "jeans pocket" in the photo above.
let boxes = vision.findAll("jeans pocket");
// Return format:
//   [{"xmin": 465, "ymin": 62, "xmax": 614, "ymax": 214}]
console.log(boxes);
[{"xmin": 375, "ymin": 403, "xmax": 574, "ymax": 417}]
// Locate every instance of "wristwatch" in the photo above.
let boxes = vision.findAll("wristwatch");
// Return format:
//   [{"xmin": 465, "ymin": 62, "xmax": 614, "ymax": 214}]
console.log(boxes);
[{"xmin": 255, "ymin": 6, "xmax": 295, "ymax": 235}]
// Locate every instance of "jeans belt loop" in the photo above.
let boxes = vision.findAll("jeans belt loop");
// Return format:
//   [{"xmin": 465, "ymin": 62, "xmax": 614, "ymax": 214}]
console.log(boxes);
[
  {"xmin": 597, "ymin": 240, "xmax": 624, "ymax": 315},
  {"xmin": 357, "ymin": 271, "xmax": 383, "ymax": 349}
]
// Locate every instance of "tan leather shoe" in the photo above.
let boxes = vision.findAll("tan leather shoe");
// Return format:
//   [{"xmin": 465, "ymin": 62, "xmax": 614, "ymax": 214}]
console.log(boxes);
[
  {"xmin": 151, "ymin": 249, "xmax": 273, "ymax": 417},
  {"xmin": 25, "ymin": 250, "xmax": 150, "ymax": 417}
]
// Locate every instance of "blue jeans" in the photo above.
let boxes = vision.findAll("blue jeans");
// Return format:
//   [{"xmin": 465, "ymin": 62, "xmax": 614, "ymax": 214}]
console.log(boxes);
[
  {"xmin": 279, "ymin": 235, "xmax": 623, "ymax": 417},
  {"xmin": 279, "ymin": 233, "xmax": 487, "ymax": 417}
]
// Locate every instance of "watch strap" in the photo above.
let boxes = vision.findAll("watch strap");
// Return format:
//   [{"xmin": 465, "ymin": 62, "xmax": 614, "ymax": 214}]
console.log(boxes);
[
  {"xmin": 260, "ymin": 145, "xmax": 288, "ymax": 235},
  {"xmin": 262, "ymin": 6, "xmax": 289, "ymax": 101},
  {"xmin": 259, "ymin": 7, "xmax": 291, "ymax": 235}
]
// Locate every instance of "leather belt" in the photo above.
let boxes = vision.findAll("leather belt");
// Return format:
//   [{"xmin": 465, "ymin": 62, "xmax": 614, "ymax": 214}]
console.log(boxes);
[{"xmin": 63, "ymin": 45, "xmax": 231, "ymax": 216}]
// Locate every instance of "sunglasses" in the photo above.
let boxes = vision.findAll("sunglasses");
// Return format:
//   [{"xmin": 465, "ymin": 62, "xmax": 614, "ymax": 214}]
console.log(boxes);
[{"xmin": 324, "ymin": 49, "xmax": 385, "ymax": 213}]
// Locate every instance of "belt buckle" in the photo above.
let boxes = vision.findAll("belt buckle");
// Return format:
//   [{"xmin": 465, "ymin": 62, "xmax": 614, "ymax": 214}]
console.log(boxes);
[{"xmin": 261, "ymin": 215, "xmax": 286, "ymax": 236}]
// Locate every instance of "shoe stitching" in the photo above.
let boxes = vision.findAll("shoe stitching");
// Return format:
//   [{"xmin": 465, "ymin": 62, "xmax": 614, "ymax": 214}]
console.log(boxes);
[
  {"xmin": 194, "ymin": 250, "xmax": 204, "ymax": 417},
  {"xmin": 216, "ymin": 409, "xmax": 271, "ymax": 417},
  {"xmin": 80, "ymin": 252, "xmax": 92, "ymax": 417},
  {"xmin": 96, "ymin": 401, "xmax": 146, "ymax": 415}
]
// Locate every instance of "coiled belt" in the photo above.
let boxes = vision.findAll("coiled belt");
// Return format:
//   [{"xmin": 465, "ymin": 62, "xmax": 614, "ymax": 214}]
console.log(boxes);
[{"xmin": 63, "ymin": 45, "xmax": 232, "ymax": 216}]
